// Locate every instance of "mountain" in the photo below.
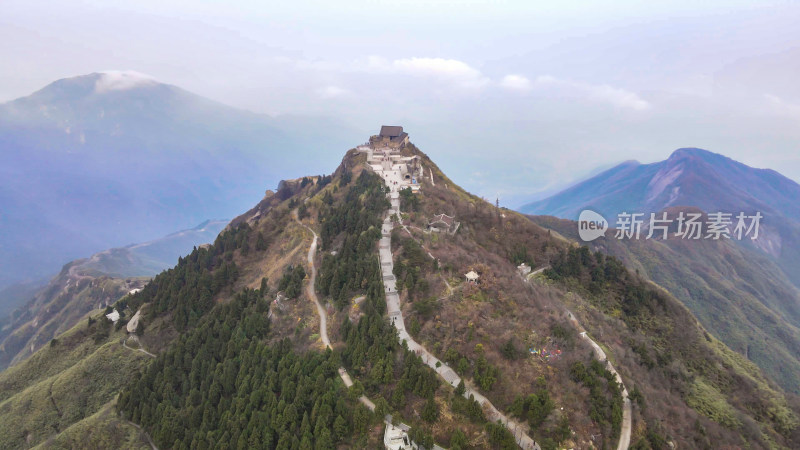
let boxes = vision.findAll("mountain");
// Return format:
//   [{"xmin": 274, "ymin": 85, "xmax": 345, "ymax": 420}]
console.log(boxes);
[
  {"xmin": 520, "ymin": 148, "xmax": 800, "ymax": 285},
  {"xmin": 0, "ymin": 280, "xmax": 45, "ymax": 318},
  {"xmin": 2, "ymin": 139, "xmax": 798, "ymax": 449},
  {"xmin": 520, "ymin": 148, "xmax": 800, "ymax": 221},
  {"xmin": 0, "ymin": 219, "xmax": 227, "ymax": 371},
  {"xmin": 72, "ymin": 219, "xmax": 228, "ymax": 278},
  {"xmin": 0, "ymin": 71, "xmax": 356, "ymax": 291}
]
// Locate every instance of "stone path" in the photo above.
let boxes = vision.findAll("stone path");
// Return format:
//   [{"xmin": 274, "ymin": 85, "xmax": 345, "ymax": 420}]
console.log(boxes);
[
  {"xmin": 566, "ymin": 311, "xmax": 632, "ymax": 450},
  {"xmin": 367, "ymin": 149, "xmax": 540, "ymax": 450}
]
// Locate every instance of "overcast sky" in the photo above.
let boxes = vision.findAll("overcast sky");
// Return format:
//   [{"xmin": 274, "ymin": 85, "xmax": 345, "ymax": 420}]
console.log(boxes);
[{"xmin": 3, "ymin": 0, "xmax": 800, "ymax": 206}]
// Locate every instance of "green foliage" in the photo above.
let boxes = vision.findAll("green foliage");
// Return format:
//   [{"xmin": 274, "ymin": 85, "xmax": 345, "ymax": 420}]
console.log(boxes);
[
  {"xmin": 278, "ymin": 264, "xmax": 306, "ymax": 299},
  {"xmin": 317, "ymin": 172, "xmax": 388, "ymax": 309},
  {"xmin": 125, "ymin": 223, "xmax": 254, "ymax": 331},
  {"xmin": 118, "ymin": 288, "xmax": 367, "ymax": 448},
  {"xmin": 485, "ymin": 420, "xmax": 517, "ymax": 449},
  {"xmin": 569, "ymin": 360, "xmax": 624, "ymax": 443},
  {"xmin": 550, "ymin": 323, "xmax": 575, "ymax": 349},
  {"xmin": 510, "ymin": 245, "xmax": 531, "ymax": 266},
  {"xmin": 408, "ymin": 427, "xmax": 434, "ymax": 449},
  {"xmin": 451, "ymin": 393, "xmax": 485, "ymax": 423},
  {"xmin": 449, "ymin": 428, "xmax": 468, "ymax": 449},
  {"xmin": 409, "ymin": 317, "xmax": 421, "ymax": 336},
  {"xmin": 33, "ymin": 401, "xmax": 149, "ymax": 449},
  {"xmin": 92, "ymin": 317, "xmax": 112, "ymax": 343},
  {"xmin": 500, "ymin": 338, "xmax": 519, "ymax": 360},
  {"xmin": 399, "ymin": 187, "xmax": 419, "ymax": 212},
  {"xmin": 510, "ymin": 384, "xmax": 554, "ymax": 429},
  {"xmin": 412, "ymin": 297, "xmax": 438, "ymax": 318},
  {"xmin": 421, "ymin": 397, "xmax": 439, "ymax": 423},
  {"xmin": 545, "ymin": 246, "xmax": 663, "ymax": 329},
  {"xmin": 685, "ymin": 378, "xmax": 741, "ymax": 428},
  {"xmin": 392, "ymin": 238, "xmax": 431, "ymax": 301},
  {"xmin": 255, "ymin": 231, "xmax": 268, "ymax": 251},
  {"xmin": 630, "ymin": 385, "xmax": 645, "ymax": 409},
  {"xmin": 473, "ymin": 354, "xmax": 499, "ymax": 391}
]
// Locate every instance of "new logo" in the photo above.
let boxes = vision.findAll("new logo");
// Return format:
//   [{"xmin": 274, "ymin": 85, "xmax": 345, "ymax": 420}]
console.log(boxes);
[{"xmin": 578, "ymin": 210, "xmax": 608, "ymax": 242}]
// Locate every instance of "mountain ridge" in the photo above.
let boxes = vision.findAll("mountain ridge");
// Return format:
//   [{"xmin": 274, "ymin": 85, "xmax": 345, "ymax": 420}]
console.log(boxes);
[
  {"xmin": 0, "ymin": 72, "xmax": 357, "ymax": 291},
  {"xmin": 0, "ymin": 219, "xmax": 227, "ymax": 371},
  {"xmin": 0, "ymin": 138, "xmax": 797, "ymax": 448}
]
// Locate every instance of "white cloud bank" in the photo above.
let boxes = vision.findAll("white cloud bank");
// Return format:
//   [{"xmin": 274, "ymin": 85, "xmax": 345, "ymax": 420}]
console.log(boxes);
[
  {"xmin": 366, "ymin": 56, "xmax": 489, "ymax": 88},
  {"xmin": 764, "ymin": 94, "xmax": 800, "ymax": 120},
  {"xmin": 294, "ymin": 54, "xmax": 651, "ymax": 111},
  {"xmin": 534, "ymin": 75, "xmax": 651, "ymax": 111},
  {"xmin": 94, "ymin": 70, "xmax": 157, "ymax": 93},
  {"xmin": 499, "ymin": 74, "xmax": 532, "ymax": 91},
  {"xmin": 317, "ymin": 85, "xmax": 351, "ymax": 99}
]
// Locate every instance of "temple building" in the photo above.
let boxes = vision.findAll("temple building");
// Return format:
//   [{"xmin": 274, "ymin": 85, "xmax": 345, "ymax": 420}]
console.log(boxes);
[{"xmin": 371, "ymin": 125, "xmax": 409, "ymax": 149}]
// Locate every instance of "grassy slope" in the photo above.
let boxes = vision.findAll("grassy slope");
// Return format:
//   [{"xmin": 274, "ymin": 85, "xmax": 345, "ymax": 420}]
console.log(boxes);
[
  {"xmin": 32, "ymin": 401, "xmax": 149, "ymax": 450},
  {"xmin": 0, "ymin": 314, "xmax": 150, "ymax": 449}
]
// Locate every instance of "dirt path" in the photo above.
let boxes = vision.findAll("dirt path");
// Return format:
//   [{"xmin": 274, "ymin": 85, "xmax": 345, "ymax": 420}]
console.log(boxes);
[
  {"xmin": 294, "ymin": 213, "xmax": 375, "ymax": 411},
  {"xmin": 126, "ymin": 420, "xmax": 158, "ymax": 450},
  {"xmin": 122, "ymin": 336, "xmax": 156, "ymax": 358}
]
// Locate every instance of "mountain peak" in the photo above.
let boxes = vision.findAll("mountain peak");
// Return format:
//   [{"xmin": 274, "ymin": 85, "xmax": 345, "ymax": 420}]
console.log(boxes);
[
  {"xmin": 93, "ymin": 70, "xmax": 158, "ymax": 93},
  {"xmin": 666, "ymin": 147, "xmax": 728, "ymax": 165},
  {"xmin": 5, "ymin": 71, "xmax": 166, "ymax": 106}
]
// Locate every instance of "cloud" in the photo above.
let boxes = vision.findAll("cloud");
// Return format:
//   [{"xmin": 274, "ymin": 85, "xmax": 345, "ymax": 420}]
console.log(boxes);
[
  {"xmin": 534, "ymin": 75, "xmax": 651, "ymax": 111},
  {"xmin": 764, "ymin": 94, "xmax": 800, "ymax": 120},
  {"xmin": 94, "ymin": 70, "xmax": 157, "ymax": 93},
  {"xmin": 366, "ymin": 56, "xmax": 489, "ymax": 88},
  {"xmin": 317, "ymin": 85, "xmax": 350, "ymax": 99},
  {"xmin": 499, "ymin": 74, "xmax": 532, "ymax": 91}
]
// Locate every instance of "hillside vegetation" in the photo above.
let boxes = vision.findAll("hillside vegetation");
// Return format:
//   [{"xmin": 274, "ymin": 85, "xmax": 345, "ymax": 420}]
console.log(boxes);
[
  {"xmin": 0, "ymin": 311, "xmax": 151, "ymax": 449},
  {"xmin": 384, "ymin": 144, "xmax": 800, "ymax": 448},
  {"xmin": 531, "ymin": 213, "xmax": 800, "ymax": 394},
  {"xmin": 4, "ymin": 144, "xmax": 800, "ymax": 449}
]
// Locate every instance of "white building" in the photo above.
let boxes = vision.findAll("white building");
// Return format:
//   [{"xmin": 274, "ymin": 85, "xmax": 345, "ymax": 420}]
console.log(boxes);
[
  {"xmin": 105, "ymin": 309, "xmax": 120, "ymax": 323},
  {"xmin": 384, "ymin": 423, "xmax": 413, "ymax": 450},
  {"xmin": 465, "ymin": 270, "xmax": 479, "ymax": 283}
]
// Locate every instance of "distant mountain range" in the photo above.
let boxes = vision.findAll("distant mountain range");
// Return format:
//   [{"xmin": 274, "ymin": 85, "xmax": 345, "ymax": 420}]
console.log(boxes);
[
  {"xmin": 0, "ymin": 71, "xmax": 356, "ymax": 290},
  {"xmin": 521, "ymin": 147, "xmax": 800, "ymax": 220},
  {"xmin": 520, "ymin": 147, "xmax": 800, "ymax": 287},
  {"xmin": 0, "ymin": 219, "xmax": 227, "ymax": 370}
]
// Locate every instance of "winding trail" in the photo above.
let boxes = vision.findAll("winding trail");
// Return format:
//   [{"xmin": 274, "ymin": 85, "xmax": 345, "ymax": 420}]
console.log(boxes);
[
  {"xmin": 126, "ymin": 420, "xmax": 158, "ymax": 450},
  {"xmin": 565, "ymin": 310, "xmax": 632, "ymax": 450},
  {"xmin": 367, "ymin": 149, "xmax": 540, "ymax": 450},
  {"xmin": 294, "ymin": 213, "xmax": 376, "ymax": 412},
  {"xmin": 122, "ymin": 336, "xmax": 156, "ymax": 358}
]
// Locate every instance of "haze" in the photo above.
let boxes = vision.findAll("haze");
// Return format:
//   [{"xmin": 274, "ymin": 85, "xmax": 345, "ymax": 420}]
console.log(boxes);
[{"xmin": 3, "ymin": 0, "xmax": 799, "ymax": 206}]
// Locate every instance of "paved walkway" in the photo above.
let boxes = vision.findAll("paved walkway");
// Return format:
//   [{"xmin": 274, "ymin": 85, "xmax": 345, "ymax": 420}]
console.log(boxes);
[
  {"xmin": 566, "ymin": 311, "xmax": 632, "ymax": 450},
  {"xmin": 367, "ymin": 149, "xmax": 540, "ymax": 450}
]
